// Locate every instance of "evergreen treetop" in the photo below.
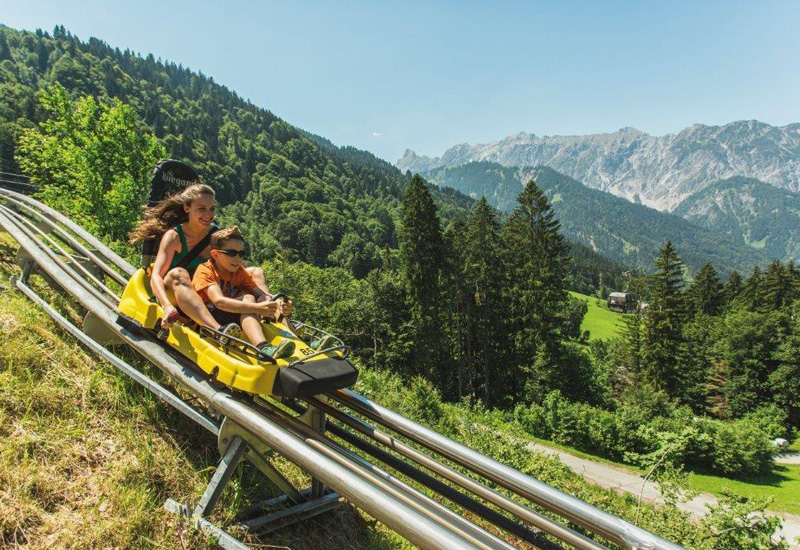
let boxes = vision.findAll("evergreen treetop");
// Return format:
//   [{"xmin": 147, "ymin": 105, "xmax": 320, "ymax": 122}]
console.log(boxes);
[{"xmin": 689, "ymin": 263, "xmax": 724, "ymax": 316}]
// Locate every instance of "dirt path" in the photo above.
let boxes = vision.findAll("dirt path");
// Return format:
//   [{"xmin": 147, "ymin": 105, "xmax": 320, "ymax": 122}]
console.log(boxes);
[{"xmin": 526, "ymin": 441, "xmax": 800, "ymax": 546}]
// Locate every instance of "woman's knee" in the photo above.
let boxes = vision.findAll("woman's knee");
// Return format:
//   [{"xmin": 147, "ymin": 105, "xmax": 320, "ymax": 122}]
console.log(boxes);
[
  {"xmin": 166, "ymin": 268, "xmax": 192, "ymax": 288},
  {"xmin": 241, "ymin": 294, "xmax": 255, "ymax": 304}
]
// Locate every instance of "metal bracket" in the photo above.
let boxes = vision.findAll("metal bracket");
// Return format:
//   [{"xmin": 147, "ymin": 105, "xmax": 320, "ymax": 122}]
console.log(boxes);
[
  {"xmin": 195, "ymin": 435, "xmax": 249, "ymax": 517},
  {"xmin": 73, "ymin": 249, "xmax": 106, "ymax": 282},
  {"xmin": 83, "ymin": 311, "xmax": 126, "ymax": 347},
  {"xmin": 241, "ymin": 490, "xmax": 341, "ymax": 534},
  {"xmin": 218, "ymin": 418, "xmax": 305, "ymax": 505},
  {"xmin": 15, "ymin": 250, "xmax": 39, "ymax": 284},
  {"xmin": 15, "ymin": 248, "xmax": 60, "ymax": 289},
  {"xmin": 19, "ymin": 257, "xmax": 34, "ymax": 284},
  {"xmin": 164, "ymin": 499, "xmax": 251, "ymax": 550},
  {"xmin": 164, "ymin": 434, "xmax": 249, "ymax": 547}
]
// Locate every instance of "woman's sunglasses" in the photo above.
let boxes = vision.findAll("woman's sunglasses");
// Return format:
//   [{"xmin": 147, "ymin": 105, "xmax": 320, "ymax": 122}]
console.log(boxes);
[{"xmin": 218, "ymin": 249, "xmax": 245, "ymax": 258}]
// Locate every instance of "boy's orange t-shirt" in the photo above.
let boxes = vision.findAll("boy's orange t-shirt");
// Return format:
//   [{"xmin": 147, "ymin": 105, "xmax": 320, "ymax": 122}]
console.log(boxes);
[{"xmin": 192, "ymin": 260, "xmax": 257, "ymax": 303}]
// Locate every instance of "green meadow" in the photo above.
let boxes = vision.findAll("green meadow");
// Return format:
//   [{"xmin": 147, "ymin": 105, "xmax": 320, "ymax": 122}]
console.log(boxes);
[{"xmin": 571, "ymin": 291, "xmax": 626, "ymax": 341}]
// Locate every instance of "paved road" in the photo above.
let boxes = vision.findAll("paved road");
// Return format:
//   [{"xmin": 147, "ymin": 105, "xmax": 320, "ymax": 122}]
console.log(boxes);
[
  {"xmin": 777, "ymin": 451, "xmax": 800, "ymax": 465},
  {"xmin": 527, "ymin": 441, "xmax": 800, "ymax": 546}
]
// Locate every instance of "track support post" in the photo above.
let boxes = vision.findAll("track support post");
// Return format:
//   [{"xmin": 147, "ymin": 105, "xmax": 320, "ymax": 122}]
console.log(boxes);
[
  {"xmin": 166, "ymin": 415, "xmax": 341, "ymax": 546},
  {"xmin": 195, "ymin": 435, "xmax": 249, "ymax": 517},
  {"xmin": 299, "ymin": 400, "xmax": 328, "ymax": 497},
  {"xmin": 229, "ymin": 409, "xmax": 342, "ymax": 535},
  {"xmin": 19, "ymin": 257, "xmax": 34, "ymax": 283},
  {"xmin": 164, "ymin": 433, "xmax": 251, "ymax": 550}
]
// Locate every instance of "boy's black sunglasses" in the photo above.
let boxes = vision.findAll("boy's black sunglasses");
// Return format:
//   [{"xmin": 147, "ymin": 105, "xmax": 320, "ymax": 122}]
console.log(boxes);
[{"xmin": 219, "ymin": 249, "xmax": 245, "ymax": 258}]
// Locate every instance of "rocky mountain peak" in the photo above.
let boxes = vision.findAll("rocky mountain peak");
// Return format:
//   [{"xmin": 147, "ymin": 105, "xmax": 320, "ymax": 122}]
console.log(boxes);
[{"xmin": 398, "ymin": 120, "xmax": 800, "ymax": 211}]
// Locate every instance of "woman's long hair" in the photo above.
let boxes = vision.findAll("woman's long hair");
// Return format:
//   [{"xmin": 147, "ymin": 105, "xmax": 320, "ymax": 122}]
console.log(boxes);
[{"xmin": 128, "ymin": 184, "xmax": 215, "ymax": 244}]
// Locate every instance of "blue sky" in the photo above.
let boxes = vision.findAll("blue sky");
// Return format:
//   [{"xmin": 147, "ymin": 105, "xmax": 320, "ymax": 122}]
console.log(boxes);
[{"xmin": 3, "ymin": 1, "xmax": 799, "ymax": 163}]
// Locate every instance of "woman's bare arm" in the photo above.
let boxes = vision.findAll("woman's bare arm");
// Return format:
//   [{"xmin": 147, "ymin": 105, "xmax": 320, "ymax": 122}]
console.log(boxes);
[{"xmin": 150, "ymin": 230, "xmax": 179, "ymax": 310}]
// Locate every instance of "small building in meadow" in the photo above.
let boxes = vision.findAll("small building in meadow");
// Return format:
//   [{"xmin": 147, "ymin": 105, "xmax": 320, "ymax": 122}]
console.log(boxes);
[{"xmin": 607, "ymin": 292, "xmax": 638, "ymax": 313}]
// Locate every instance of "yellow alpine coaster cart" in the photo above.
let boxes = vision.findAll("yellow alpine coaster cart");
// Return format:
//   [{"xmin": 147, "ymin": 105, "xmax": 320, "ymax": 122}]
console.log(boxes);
[{"xmin": 117, "ymin": 160, "xmax": 358, "ymax": 398}]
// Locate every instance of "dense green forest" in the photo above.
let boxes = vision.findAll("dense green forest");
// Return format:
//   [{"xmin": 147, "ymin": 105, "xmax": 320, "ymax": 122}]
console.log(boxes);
[
  {"xmin": 4, "ymin": 24, "xmax": 800, "ymax": 486},
  {"xmin": 424, "ymin": 161, "xmax": 773, "ymax": 276}
]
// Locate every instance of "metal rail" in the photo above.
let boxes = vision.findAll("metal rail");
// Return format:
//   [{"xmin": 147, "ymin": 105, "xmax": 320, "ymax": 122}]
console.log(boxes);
[
  {"xmin": 1, "ymin": 204, "xmax": 120, "ymax": 300},
  {"xmin": 0, "ymin": 187, "xmax": 134, "ymax": 277},
  {"xmin": 0, "ymin": 189, "xmax": 689, "ymax": 550},
  {"xmin": 302, "ymin": 396, "xmax": 607, "ymax": 550},
  {"xmin": 331, "ymin": 390, "xmax": 684, "ymax": 550},
  {"xmin": 0, "ymin": 203, "xmax": 118, "ymax": 311},
  {"xmin": 1, "ymin": 192, "xmax": 130, "ymax": 285},
  {"xmin": 254, "ymin": 399, "xmax": 519, "ymax": 550}
]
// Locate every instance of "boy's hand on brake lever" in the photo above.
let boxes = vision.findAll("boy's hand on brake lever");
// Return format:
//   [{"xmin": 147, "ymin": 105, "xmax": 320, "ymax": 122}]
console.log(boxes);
[{"xmin": 257, "ymin": 300, "xmax": 279, "ymax": 318}]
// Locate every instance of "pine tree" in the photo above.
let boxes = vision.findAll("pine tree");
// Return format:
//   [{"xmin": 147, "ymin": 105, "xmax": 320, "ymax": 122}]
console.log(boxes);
[
  {"xmin": 365, "ymin": 266, "xmax": 411, "ymax": 373},
  {"xmin": 442, "ymin": 220, "xmax": 469, "ymax": 400},
  {"xmin": 620, "ymin": 305, "xmax": 643, "ymax": 387},
  {"xmin": 759, "ymin": 260, "xmax": 799, "ymax": 312},
  {"xmin": 400, "ymin": 175, "xmax": 448, "ymax": 392},
  {"xmin": 738, "ymin": 266, "xmax": 764, "ymax": 310},
  {"xmin": 501, "ymin": 179, "xmax": 572, "ymax": 401},
  {"xmin": 688, "ymin": 263, "xmax": 724, "ymax": 316},
  {"xmin": 642, "ymin": 241, "xmax": 686, "ymax": 397},
  {"xmin": 723, "ymin": 270, "xmax": 743, "ymax": 305},
  {"xmin": 462, "ymin": 197, "xmax": 504, "ymax": 406},
  {"xmin": 771, "ymin": 305, "xmax": 800, "ymax": 427},
  {"xmin": 0, "ymin": 31, "xmax": 11, "ymax": 62},
  {"xmin": 36, "ymin": 38, "xmax": 49, "ymax": 73}
]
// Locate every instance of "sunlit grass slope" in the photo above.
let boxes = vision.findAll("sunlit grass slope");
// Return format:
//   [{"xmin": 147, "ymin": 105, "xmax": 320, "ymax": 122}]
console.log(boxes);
[
  {"xmin": 570, "ymin": 291, "xmax": 626, "ymax": 341},
  {"xmin": 688, "ymin": 465, "xmax": 800, "ymax": 516}
]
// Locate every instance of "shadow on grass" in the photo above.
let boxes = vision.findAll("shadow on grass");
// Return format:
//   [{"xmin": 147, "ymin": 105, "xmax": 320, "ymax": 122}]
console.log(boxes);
[
  {"xmin": 693, "ymin": 465, "xmax": 793, "ymax": 488},
  {"xmin": 732, "ymin": 465, "xmax": 793, "ymax": 487}
]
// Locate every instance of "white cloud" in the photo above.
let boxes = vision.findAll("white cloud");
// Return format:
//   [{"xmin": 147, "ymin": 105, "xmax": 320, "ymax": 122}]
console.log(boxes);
[{"xmin": 372, "ymin": 131, "xmax": 382, "ymax": 138}]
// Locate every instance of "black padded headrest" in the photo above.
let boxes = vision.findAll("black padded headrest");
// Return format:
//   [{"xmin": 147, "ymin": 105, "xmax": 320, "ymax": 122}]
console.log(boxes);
[{"xmin": 148, "ymin": 159, "xmax": 201, "ymax": 206}]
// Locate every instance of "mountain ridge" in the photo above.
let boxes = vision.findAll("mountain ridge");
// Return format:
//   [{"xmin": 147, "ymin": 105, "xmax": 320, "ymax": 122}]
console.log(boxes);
[
  {"xmin": 674, "ymin": 176, "xmax": 800, "ymax": 262},
  {"xmin": 400, "ymin": 120, "xmax": 800, "ymax": 211},
  {"xmin": 423, "ymin": 161, "xmax": 774, "ymax": 274}
]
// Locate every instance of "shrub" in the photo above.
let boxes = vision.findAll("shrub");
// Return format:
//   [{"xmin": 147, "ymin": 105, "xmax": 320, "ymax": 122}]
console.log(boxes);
[
  {"xmin": 512, "ymin": 391, "xmax": 776, "ymax": 479},
  {"xmin": 513, "ymin": 402, "xmax": 549, "ymax": 439},
  {"xmin": 741, "ymin": 404, "xmax": 790, "ymax": 440},
  {"xmin": 712, "ymin": 419, "xmax": 775, "ymax": 477},
  {"xmin": 612, "ymin": 403, "xmax": 652, "ymax": 457}
]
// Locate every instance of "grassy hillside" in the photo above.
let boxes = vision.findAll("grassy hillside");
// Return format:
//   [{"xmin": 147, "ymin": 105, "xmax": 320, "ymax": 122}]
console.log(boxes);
[
  {"xmin": 571, "ymin": 290, "xmax": 625, "ymax": 341},
  {"xmin": 688, "ymin": 466, "xmax": 800, "ymax": 516}
]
